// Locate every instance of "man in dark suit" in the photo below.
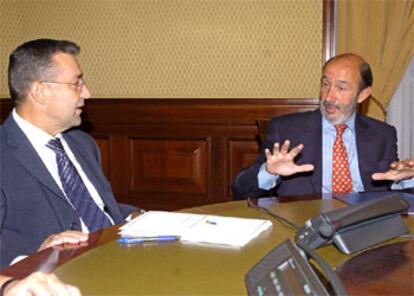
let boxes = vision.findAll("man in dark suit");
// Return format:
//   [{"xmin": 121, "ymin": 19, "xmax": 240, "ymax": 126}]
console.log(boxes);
[
  {"xmin": 0, "ymin": 39, "xmax": 138, "ymax": 268},
  {"xmin": 232, "ymin": 53, "xmax": 413, "ymax": 199}
]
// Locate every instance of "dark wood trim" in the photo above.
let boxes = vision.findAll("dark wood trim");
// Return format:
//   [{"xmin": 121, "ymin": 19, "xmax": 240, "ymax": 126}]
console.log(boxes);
[
  {"xmin": 323, "ymin": 0, "xmax": 336, "ymax": 62},
  {"xmin": 1, "ymin": 98, "xmax": 319, "ymax": 127},
  {"xmin": 80, "ymin": 98, "xmax": 318, "ymax": 125}
]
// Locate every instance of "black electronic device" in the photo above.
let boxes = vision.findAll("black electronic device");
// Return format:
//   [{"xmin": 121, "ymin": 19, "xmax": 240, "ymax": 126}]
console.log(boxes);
[
  {"xmin": 245, "ymin": 239, "xmax": 330, "ymax": 296},
  {"xmin": 295, "ymin": 194, "xmax": 409, "ymax": 254}
]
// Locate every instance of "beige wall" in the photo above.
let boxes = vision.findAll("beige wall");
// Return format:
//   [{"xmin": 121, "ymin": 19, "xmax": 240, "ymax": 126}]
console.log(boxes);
[{"xmin": 0, "ymin": 0, "xmax": 323, "ymax": 99}]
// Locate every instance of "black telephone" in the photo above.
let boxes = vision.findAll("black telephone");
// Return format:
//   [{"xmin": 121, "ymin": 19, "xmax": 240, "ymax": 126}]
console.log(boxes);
[
  {"xmin": 245, "ymin": 239, "xmax": 330, "ymax": 296},
  {"xmin": 245, "ymin": 238, "xmax": 348, "ymax": 296},
  {"xmin": 295, "ymin": 194, "xmax": 409, "ymax": 254}
]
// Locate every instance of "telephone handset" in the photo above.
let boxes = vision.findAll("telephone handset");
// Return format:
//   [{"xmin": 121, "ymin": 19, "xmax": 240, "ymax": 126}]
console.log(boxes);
[{"xmin": 295, "ymin": 194, "xmax": 409, "ymax": 254}]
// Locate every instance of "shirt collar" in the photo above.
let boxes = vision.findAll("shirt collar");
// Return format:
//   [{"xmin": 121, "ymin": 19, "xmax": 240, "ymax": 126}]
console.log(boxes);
[
  {"xmin": 12, "ymin": 109, "xmax": 62, "ymax": 149},
  {"xmin": 322, "ymin": 111, "xmax": 356, "ymax": 134}
]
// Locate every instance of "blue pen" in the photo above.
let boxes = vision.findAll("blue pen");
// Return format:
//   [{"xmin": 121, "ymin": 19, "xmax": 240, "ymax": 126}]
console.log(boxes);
[{"xmin": 118, "ymin": 235, "xmax": 180, "ymax": 244}]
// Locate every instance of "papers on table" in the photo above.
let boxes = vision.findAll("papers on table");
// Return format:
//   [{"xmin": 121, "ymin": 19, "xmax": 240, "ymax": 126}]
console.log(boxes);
[{"xmin": 119, "ymin": 211, "xmax": 272, "ymax": 247}]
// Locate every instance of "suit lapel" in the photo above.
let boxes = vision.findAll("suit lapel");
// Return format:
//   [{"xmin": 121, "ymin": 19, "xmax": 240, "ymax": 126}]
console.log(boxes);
[
  {"xmin": 4, "ymin": 116, "xmax": 66, "ymax": 201},
  {"xmin": 355, "ymin": 115, "xmax": 376, "ymax": 189},
  {"xmin": 302, "ymin": 110, "xmax": 323, "ymax": 193}
]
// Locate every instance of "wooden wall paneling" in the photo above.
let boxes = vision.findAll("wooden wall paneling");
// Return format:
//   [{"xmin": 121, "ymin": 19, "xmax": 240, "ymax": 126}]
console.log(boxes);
[
  {"xmin": 85, "ymin": 100, "xmax": 318, "ymax": 210},
  {"xmin": 129, "ymin": 138, "xmax": 208, "ymax": 194},
  {"xmin": 1, "ymin": 99, "xmax": 319, "ymax": 210},
  {"xmin": 210, "ymin": 135, "xmax": 228, "ymax": 202},
  {"xmin": 108, "ymin": 135, "xmax": 131, "ymax": 198},
  {"xmin": 228, "ymin": 139, "xmax": 260, "ymax": 196},
  {"xmin": 323, "ymin": 0, "xmax": 335, "ymax": 62},
  {"xmin": 95, "ymin": 136, "xmax": 110, "ymax": 178}
]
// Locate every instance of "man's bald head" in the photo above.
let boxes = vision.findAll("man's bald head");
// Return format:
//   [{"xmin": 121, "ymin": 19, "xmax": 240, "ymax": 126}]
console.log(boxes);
[{"xmin": 323, "ymin": 53, "xmax": 373, "ymax": 92}]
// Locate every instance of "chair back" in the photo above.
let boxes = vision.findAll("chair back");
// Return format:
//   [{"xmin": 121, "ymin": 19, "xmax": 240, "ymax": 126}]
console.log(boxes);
[{"xmin": 256, "ymin": 119, "xmax": 270, "ymax": 146}]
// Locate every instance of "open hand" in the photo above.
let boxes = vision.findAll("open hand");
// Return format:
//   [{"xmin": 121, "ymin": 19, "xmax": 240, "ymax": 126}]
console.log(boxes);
[
  {"xmin": 264, "ymin": 140, "xmax": 314, "ymax": 176},
  {"xmin": 372, "ymin": 158, "xmax": 414, "ymax": 181}
]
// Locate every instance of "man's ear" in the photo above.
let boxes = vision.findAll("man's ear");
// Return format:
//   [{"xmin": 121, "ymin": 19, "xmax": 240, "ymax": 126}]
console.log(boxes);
[
  {"xmin": 357, "ymin": 86, "xmax": 372, "ymax": 103},
  {"xmin": 28, "ymin": 81, "xmax": 47, "ymax": 105}
]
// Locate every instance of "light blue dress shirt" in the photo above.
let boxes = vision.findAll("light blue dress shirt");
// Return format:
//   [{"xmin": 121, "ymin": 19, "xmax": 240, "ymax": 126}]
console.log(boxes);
[
  {"xmin": 258, "ymin": 112, "xmax": 413, "ymax": 192},
  {"xmin": 321, "ymin": 113, "xmax": 364, "ymax": 193}
]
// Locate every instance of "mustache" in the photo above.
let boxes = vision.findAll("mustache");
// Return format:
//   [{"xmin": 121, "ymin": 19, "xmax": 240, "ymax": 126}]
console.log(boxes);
[{"xmin": 321, "ymin": 100, "xmax": 340, "ymax": 110}]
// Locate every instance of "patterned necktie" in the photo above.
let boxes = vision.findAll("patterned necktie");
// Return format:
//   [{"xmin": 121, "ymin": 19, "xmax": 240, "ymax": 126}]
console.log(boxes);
[
  {"xmin": 332, "ymin": 124, "xmax": 353, "ymax": 194},
  {"xmin": 47, "ymin": 138, "xmax": 112, "ymax": 232}
]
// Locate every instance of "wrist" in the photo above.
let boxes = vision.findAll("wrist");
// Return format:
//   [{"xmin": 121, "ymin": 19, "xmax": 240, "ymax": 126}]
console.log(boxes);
[
  {"xmin": 265, "ymin": 164, "xmax": 278, "ymax": 176},
  {"xmin": 0, "ymin": 278, "xmax": 18, "ymax": 296}
]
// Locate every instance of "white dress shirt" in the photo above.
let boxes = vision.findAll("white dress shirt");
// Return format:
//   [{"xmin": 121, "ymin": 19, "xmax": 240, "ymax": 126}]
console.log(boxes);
[{"xmin": 12, "ymin": 109, "xmax": 114, "ymax": 232}]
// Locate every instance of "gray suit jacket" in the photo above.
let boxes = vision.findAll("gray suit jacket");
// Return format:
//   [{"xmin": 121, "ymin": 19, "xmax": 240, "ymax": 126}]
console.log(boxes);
[
  {"xmin": 232, "ymin": 110, "xmax": 397, "ymax": 199},
  {"xmin": 0, "ymin": 114, "xmax": 137, "ymax": 268}
]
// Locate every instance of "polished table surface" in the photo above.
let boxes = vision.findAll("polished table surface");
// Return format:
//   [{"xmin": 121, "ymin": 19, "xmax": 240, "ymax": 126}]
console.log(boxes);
[
  {"xmin": 2, "ymin": 195, "xmax": 413, "ymax": 295},
  {"xmin": 336, "ymin": 240, "xmax": 413, "ymax": 295}
]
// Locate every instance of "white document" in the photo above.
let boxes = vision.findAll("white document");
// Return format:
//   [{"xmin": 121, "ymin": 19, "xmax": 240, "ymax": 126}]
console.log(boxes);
[{"xmin": 119, "ymin": 211, "xmax": 272, "ymax": 247}]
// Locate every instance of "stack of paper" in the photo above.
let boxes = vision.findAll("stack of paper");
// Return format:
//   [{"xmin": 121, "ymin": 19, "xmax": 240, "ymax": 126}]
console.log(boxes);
[{"xmin": 119, "ymin": 211, "xmax": 272, "ymax": 247}]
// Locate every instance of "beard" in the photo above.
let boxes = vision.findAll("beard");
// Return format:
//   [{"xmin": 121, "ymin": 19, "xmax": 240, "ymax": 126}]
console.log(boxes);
[{"xmin": 319, "ymin": 98, "xmax": 358, "ymax": 125}]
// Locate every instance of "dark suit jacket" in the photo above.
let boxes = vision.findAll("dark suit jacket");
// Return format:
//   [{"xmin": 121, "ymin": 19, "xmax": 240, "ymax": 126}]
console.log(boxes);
[
  {"xmin": 0, "ymin": 114, "xmax": 137, "ymax": 268},
  {"xmin": 232, "ymin": 109, "xmax": 397, "ymax": 199}
]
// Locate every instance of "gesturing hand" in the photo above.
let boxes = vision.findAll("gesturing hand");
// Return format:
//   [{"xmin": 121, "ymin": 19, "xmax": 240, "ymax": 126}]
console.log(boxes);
[
  {"xmin": 372, "ymin": 158, "xmax": 414, "ymax": 181},
  {"xmin": 264, "ymin": 140, "xmax": 314, "ymax": 177}
]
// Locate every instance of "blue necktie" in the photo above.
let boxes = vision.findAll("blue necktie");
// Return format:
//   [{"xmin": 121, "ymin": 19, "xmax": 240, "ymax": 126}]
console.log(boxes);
[{"xmin": 47, "ymin": 138, "xmax": 112, "ymax": 232}]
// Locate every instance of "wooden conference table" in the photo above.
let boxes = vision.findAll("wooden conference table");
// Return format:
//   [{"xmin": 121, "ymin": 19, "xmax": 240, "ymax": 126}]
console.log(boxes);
[{"xmin": 2, "ymin": 195, "xmax": 413, "ymax": 295}]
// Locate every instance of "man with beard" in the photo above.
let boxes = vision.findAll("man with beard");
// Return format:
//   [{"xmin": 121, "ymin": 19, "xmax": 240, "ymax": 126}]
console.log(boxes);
[{"xmin": 232, "ymin": 53, "xmax": 413, "ymax": 199}]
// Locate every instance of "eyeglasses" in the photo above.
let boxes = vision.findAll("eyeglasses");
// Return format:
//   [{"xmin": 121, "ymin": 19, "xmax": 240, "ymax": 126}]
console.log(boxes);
[{"xmin": 41, "ymin": 77, "xmax": 86, "ymax": 91}]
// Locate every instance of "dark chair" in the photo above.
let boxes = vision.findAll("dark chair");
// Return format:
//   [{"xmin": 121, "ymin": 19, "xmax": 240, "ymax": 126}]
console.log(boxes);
[{"xmin": 256, "ymin": 119, "xmax": 269, "ymax": 146}]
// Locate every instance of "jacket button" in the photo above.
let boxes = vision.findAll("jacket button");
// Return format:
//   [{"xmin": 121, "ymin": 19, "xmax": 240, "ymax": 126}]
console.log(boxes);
[{"xmin": 70, "ymin": 222, "xmax": 78, "ymax": 230}]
